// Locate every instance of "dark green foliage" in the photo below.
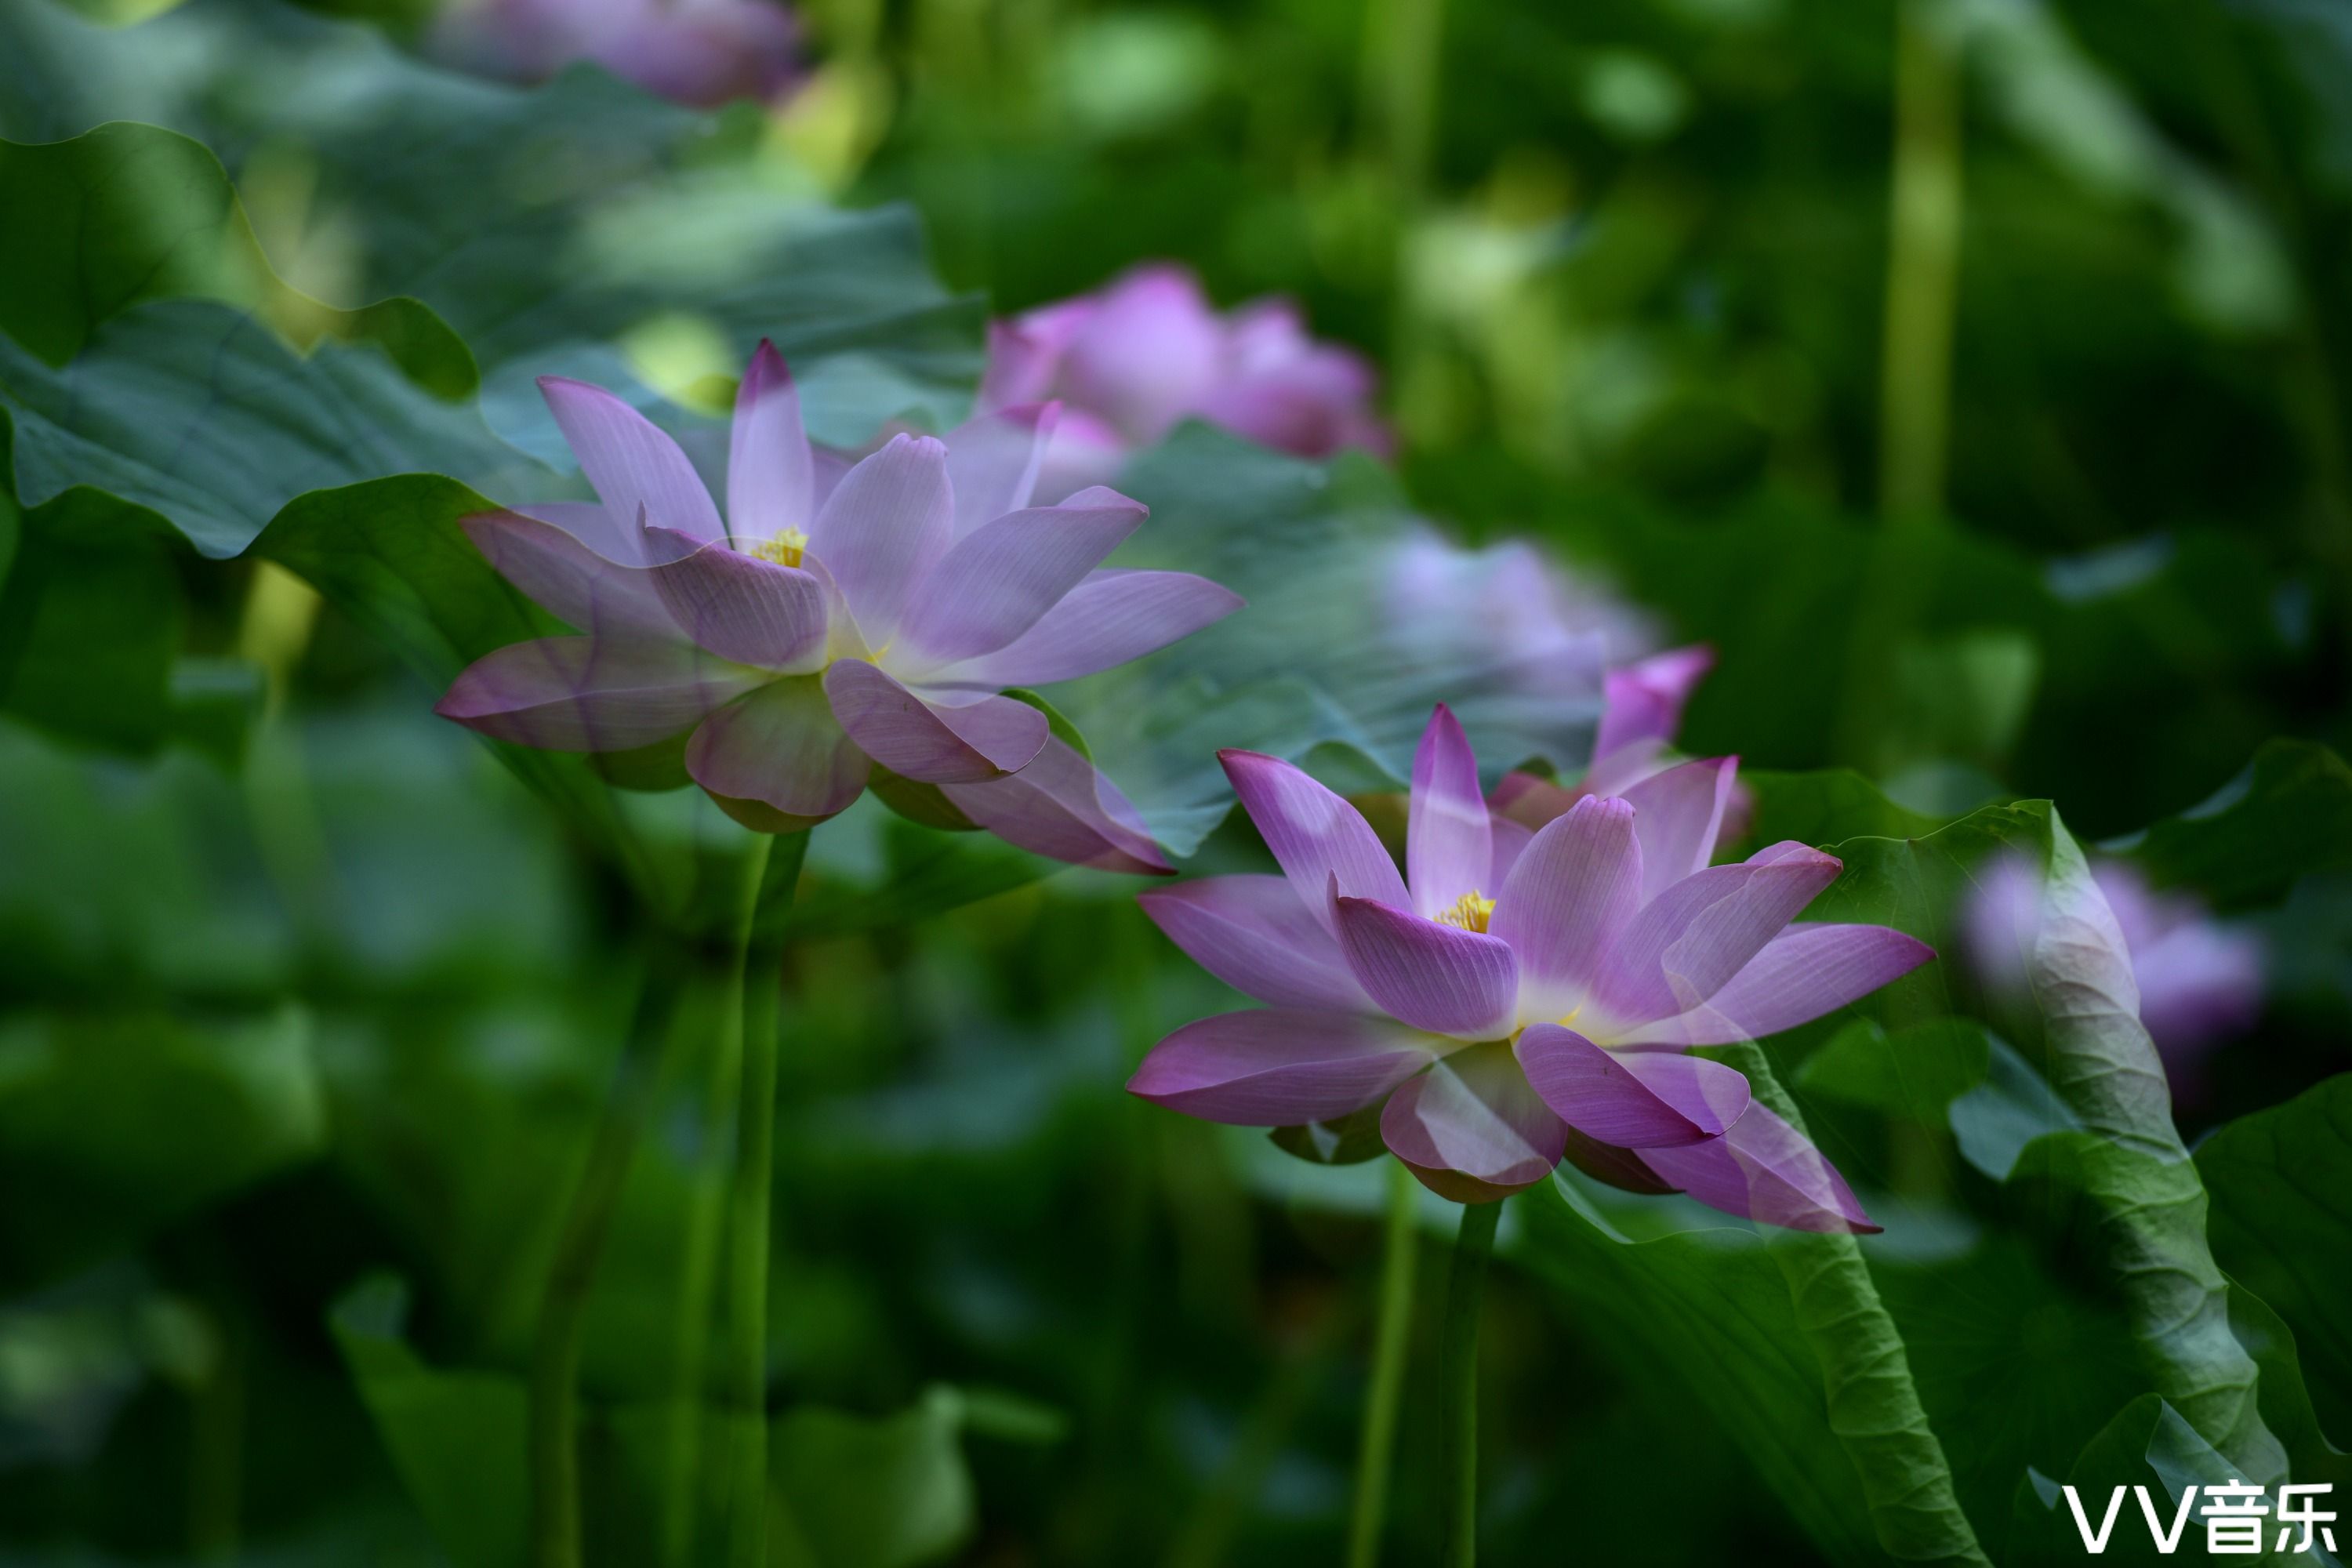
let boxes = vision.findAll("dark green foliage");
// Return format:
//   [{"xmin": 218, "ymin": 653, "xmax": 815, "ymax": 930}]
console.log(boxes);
[{"xmin": 8, "ymin": 0, "xmax": 2352, "ymax": 1563}]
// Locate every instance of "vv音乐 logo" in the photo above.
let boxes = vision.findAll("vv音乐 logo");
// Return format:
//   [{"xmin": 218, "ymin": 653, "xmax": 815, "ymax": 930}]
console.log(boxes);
[{"xmin": 2063, "ymin": 1480, "xmax": 2336, "ymax": 1555}]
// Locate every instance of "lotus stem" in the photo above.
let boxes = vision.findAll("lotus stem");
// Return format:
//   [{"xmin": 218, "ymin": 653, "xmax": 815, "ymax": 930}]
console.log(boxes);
[
  {"xmin": 527, "ymin": 931, "xmax": 694, "ymax": 1568},
  {"xmin": 661, "ymin": 978, "xmax": 735, "ymax": 1566},
  {"xmin": 1438, "ymin": 1196, "xmax": 1499, "ymax": 1568},
  {"xmin": 187, "ymin": 1298, "xmax": 245, "ymax": 1562},
  {"xmin": 1347, "ymin": 1160, "xmax": 1421, "ymax": 1568},
  {"xmin": 1877, "ymin": 0, "xmax": 1963, "ymax": 520},
  {"xmin": 724, "ymin": 831, "xmax": 795, "ymax": 1568}
]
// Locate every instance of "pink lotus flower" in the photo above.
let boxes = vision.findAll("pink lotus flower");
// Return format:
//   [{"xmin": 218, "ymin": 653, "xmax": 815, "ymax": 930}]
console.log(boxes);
[
  {"xmin": 1965, "ymin": 855, "xmax": 2263, "ymax": 1097},
  {"xmin": 1383, "ymin": 536, "xmax": 1668, "ymax": 698},
  {"xmin": 433, "ymin": 0, "xmax": 800, "ymax": 108},
  {"xmin": 982, "ymin": 263, "xmax": 1392, "ymax": 499},
  {"xmin": 437, "ymin": 343, "xmax": 1243, "ymax": 872},
  {"xmin": 1128, "ymin": 706, "xmax": 1934, "ymax": 1226}
]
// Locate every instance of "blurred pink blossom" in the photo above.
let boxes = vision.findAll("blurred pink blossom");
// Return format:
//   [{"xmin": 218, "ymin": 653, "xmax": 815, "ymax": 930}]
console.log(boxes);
[
  {"xmin": 433, "ymin": 0, "xmax": 800, "ymax": 107},
  {"xmin": 983, "ymin": 263, "xmax": 1391, "ymax": 499},
  {"xmin": 1965, "ymin": 854, "xmax": 2264, "ymax": 1096},
  {"xmin": 1381, "ymin": 532, "xmax": 1728, "ymax": 813}
]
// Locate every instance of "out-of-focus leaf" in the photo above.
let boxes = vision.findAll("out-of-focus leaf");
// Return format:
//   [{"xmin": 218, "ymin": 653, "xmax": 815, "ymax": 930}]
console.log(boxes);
[
  {"xmin": 164, "ymin": 655, "xmax": 267, "ymax": 768},
  {"xmin": 1813, "ymin": 800, "xmax": 2289, "ymax": 1483},
  {"xmin": 0, "ymin": 718, "xmax": 289, "ymax": 998},
  {"xmin": 0, "ymin": 147, "xmax": 350, "ymax": 758},
  {"xmin": 0, "ymin": 702, "xmax": 574, "ymax": 1003},
  {"xmin": 1889, "ymin": 629, "xmax": 2042, "ymax": 782},
  {"xmin": 334, "ymin": 1275, "xmax": 980, "ymax": 1568},
  {"xmin": 1736, "ymin": 768, "xmax": 1947, "ymax": 855},
  {"xmin": 1947, "ymin": 1035, "xmax": 2082, "ymax": 1181},
  {"xmin": 0, "ymin": 30, "xmax": 985, "ymax": 756},
  {"xmin": 0, "ymin": 122, "xmax": 474, "ymax": 395},
  {"xmin": 1796, "ymin": 1015, "xmax": 1993, "ymax": 1123},
  {"xmin": 0, "ymin": 1004, "xmax": 321, "ymax": 1287},
  {"xmin": 771, "ymin": 1387, "xmax": 976, "ymax": 1568},
  {"xmin": 331, "ymin": 1276, "xmax": 528, "ymax": 1568},
  {"xmin": 782, "ymin": 796, "xmax": 1061, "ymax": 942},
  {"xmin": 0, "ymin": 306, "xmax": 535, "ymax": 560},
  {"xmin": 1552, "ymin": 497, "xmax": 2051, "ymax": 779},
  {"xmin": 2198, "ymin": 1075, "xmax": 2352, "ymax": 1442},
  {"xmin": 2221, "ymin": 0, "xmax": 2352, "ymax": 189},
  {"xmin": 293, "ymin": 703, "xmax": 583, "ymax": 984},
  {"xmin": 0, "ymin": 0, "xmax": 983, "ymax": 448},
  {"xmin": 2125, "ymin": 739, "xmax": 2352, "ymax": 912},
  {"xmin": 951, "ymin": 1385, "xmax": 1070, "ymax": 1446},
  {"xmin": 321, "ymin": 983, "xmax": 663, "ymax": 1374},
  {"xmin": 0, "ymin": 477, "xmax": 186, "ymax": 751},
  {"xmin": 1544, "ymin": 493, "xmax": 2299, "ymax": 837},
  {"xmin": 1050, "ymin": 431, "xmax": 1608, "ymax": 855},
  {"xmin": 1951, "ymin": 0, "xmax": 2296, "ymax": 334}
]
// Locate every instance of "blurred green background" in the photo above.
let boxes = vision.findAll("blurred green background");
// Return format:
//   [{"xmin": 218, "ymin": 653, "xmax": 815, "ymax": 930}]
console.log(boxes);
[{"xmin": 5, "ymin": 0, "xmax": 2352, "ymax": 1563}]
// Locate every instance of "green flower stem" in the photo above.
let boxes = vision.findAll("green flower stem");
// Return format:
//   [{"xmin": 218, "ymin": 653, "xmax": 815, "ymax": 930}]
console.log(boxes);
[
  {"xmin": 1361, "ymin": 0, "xmax": 1446, "ymax": 200},
  {"xmin": 527, "ymin": 930, "xmax": 695, "ymax": 1568},
  {"xmin": 186, "ymin": 1295, "xmax": 246, "ymax": 1562},
  {"xmin": 1347, "ymin": 1160, "xmax": 1421, "ymax": 1568},
  {"xmin": 1841, "ymin": 0, "xmax": 1963, "ymax": 771},
  {"xmin": 1877, "ymin": 0, "xmax": 1963, "ymax": 521},
  {"xmin": 660, "ymin": 978, "xmax": 736, "ymax": 1568},
  {"xmin": 724, "ymin": 832, "xmax": 800, "ymax": 1568},
  {"xmin": 1438, "ymin": 1197, "xmax": 1500, "ymax": 1568}
]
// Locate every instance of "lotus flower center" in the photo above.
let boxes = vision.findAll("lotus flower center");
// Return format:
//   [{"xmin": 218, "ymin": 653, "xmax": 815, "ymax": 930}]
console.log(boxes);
[
  {"xmin": 1509, "ymin": 1007, "xmax": 1582, "ymax": 1046},
  {"xmin": 746, "ymin": 527, "xmax": 809, "ymax": 568},
  {"xmin": 1436, "ymin": 890, "xmax": 1494, "ymax": 933}
]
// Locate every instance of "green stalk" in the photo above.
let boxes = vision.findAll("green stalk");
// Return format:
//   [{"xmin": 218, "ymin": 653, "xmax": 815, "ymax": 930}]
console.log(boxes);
[
  {"xmin": 661, "ymin": 974, "xmax": 736, "ymax": 1568},
  {"xmin": 1839, "ymin": 0, "xmax": 1965, "ymax": 771},
  {"xmin": 1876, "ymin": 0, "xmax": 1964, "ymax": 521},
  {"xmin": 1359, "ymin": 0, "xmax": 1450, "ymax": 444},
  {"xmin": 1359, "ymin": 0, "xmax": 1446, "ymax": 201},
  {"xmin": 234, "ymin": 561, "xmax": 338, "ymax": 942},
  {"xmin": 1347, "ymin": 1161, "xmax": 1421, "ymax": 1568},
  {"xmin": 1437, "ymin": 1199, "xmax": 1499, "ymax": 1568},
  {"xmin": 528, "ymin": 931, "xmax": 695, "ymax": 1568},
  {"xmin": 724, "ymin": 832, "xmax": 799, "ymax": 1568},
  {"xmin": 187, "ymin": 1301, "xmax": 245, "ymax": 1562}
]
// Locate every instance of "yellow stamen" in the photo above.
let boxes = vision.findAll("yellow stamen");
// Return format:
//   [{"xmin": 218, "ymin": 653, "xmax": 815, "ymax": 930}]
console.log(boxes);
[
  {"xmin": 1509, "ymin": 1007, "xmax": 1584, "ymax": 1048},
  {"xmin": 1436, "ymin": 889, "xmax": 1495, "ymax": 933},
  {"xmin": 746, "ymin": 526, "xmax": 809, "ymax": 568}
]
